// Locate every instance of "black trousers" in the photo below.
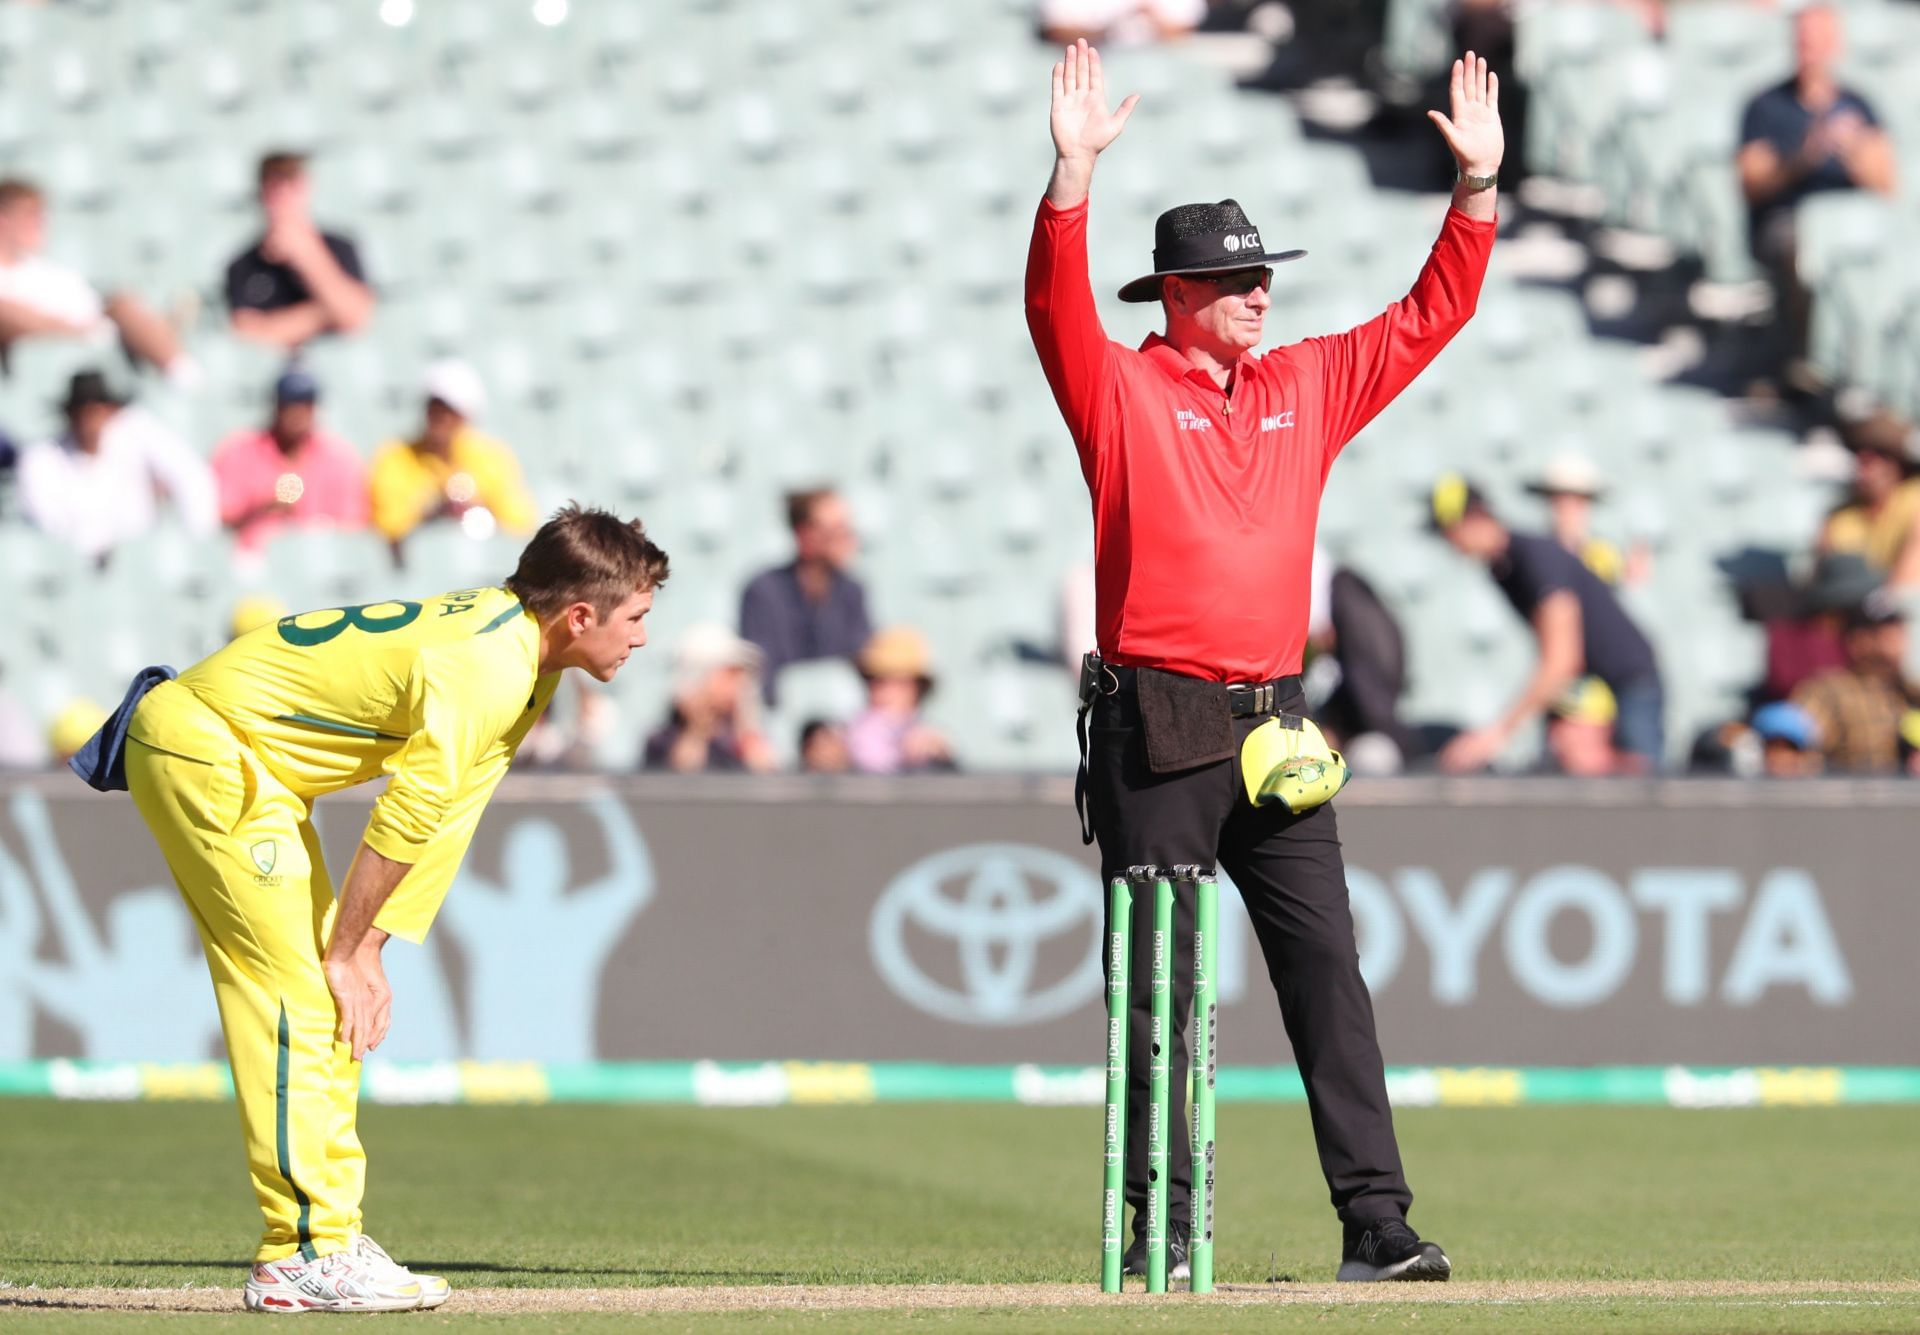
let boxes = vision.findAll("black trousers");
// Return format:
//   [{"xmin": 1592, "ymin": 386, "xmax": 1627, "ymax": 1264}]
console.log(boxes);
[{"xmin": 1088, "ymin": 681, "xmax": 1412, "ymax": 1232}]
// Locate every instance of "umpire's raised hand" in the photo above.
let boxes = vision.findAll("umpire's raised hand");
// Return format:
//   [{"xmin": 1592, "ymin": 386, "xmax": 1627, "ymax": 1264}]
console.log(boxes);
[
  {"xmin": 1046, "ymin": 38, "xmax": 1139, "ymax": 209},
  {"xmin": 1430, "ymin": 51, "xmax": 1504, "ymax": 218},
  {"xmin": 1429, "ymin": 50, "xmax": 1504, "ymax": 176}
]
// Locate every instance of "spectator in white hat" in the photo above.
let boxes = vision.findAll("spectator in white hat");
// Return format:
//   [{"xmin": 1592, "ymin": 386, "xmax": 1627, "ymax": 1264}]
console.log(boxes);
[
  {"xmin": 367, "ymin": 358, "xmax": 538, "ymax": 560},
  {"xmin": 1526, "ymin": 452, "xmax": 1648, "ymax": 588},
  {"xmin": 643, "ymin": 624, "xmax": 777, "ymax": 774}
]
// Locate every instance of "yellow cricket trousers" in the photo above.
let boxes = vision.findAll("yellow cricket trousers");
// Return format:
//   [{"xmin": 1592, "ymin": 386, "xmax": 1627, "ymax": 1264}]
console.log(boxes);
[{"xmin": 125, "ymin": 683, "xmax": 364, "ymax": 1263}]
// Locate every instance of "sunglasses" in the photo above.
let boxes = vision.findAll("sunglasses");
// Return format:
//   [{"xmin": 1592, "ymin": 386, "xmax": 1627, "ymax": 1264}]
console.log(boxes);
[{"xmin": 1187, "ymin": 267, "xmax": 1274, "ymax": 296}]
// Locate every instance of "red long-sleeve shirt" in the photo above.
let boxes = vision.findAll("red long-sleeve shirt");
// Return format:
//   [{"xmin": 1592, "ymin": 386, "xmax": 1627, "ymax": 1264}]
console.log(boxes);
[{"xmin": 1026, "ymin": 196, "xmax": 1495, "ymax": 682}]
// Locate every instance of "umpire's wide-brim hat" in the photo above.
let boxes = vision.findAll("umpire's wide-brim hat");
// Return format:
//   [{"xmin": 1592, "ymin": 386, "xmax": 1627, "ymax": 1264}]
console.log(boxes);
[{"xmin": 1117, "ymin": 198, "xmax": 1306, "ymax": 303}]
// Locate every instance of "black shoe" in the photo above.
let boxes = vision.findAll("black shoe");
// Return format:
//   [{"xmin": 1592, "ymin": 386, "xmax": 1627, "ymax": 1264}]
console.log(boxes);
[
  {"xmin": 1121, "ymin": 1223, "xmax": 1190, "ymax": 1281},
  {"xmin": 1336, "ymin": 1217, "xmax": 1451, "ymax": 1282}
]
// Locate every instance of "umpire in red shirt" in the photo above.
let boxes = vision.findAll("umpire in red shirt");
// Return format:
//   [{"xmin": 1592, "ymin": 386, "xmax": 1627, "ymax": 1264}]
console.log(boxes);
[{"xmin": 1026, "ymin": 41, "xmax": 1503, "ymax": 1281}]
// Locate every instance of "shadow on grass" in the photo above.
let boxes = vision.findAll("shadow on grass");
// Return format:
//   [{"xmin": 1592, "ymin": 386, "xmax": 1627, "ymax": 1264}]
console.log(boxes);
[
  {"xmin": 0, "ymin": 1296, "xmax": 230, "ymax": 1313},
  {"xmin": 417, "ymin": 1262, "xmax": 804, "ymax": 1282},
  {"xmin": 2, "ymin": 1257, "xmax": 805, "ymax": 1282}
]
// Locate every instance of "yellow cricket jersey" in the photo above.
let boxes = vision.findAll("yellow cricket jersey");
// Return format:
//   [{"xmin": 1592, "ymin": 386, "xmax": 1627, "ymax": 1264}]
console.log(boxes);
[
  {"xmin": 1824, "ymin": 478, "xmax": 1920, "ymax": 574},
  {"xmin": 132, "ymin": 585, "xmax": 559, "ymax": 941}
]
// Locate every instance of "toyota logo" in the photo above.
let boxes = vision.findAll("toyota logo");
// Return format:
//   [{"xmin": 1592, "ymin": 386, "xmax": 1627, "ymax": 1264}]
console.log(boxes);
[{"xmin": 869, "ymin": 844, "xmax": 1103, "ymax": 1026}]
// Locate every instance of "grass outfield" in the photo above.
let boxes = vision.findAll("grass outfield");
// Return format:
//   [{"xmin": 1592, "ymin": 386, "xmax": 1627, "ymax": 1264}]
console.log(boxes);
[{"xmin": 2, "ymin": 1101, "xmax": 1916, "ymax": 1331}]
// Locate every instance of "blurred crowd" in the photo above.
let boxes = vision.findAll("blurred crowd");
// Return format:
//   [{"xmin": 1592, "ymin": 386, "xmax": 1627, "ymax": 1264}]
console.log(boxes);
[
  {"xmin": 1281, "ymin": 408, "xmax": 1920, "ymax": 782},
  {"xmin": 1420, "ymin": 418, "xmax": 1920, "ymax": 780},
  {"xmin": 0, "ymin": 146, "xmax": 961, "ymax": 778},
  {"xmin": 3, "ymin": 7, "xmax": 1918, "ymax": 781},
  {"xmin": 615, "ymin": 487, "xmax": 956, "ymax": 779},
  {"xmin": 0, "ymin": 154, "xmax": 540, "ymax": 569},
  {"xmin": 12, "ymin": 356, "xmax": 538, "ymax": 568},
  {"xmin": 1038, "ymin": 0, "xmax": 1211, "ymax": 47},
  {"xmin": 1451, "ymin": 0, "xmax": 1896, "ymax": 390},
  {"xmin": 1732, "ymin": 2, "xmax": 1896, "ymax": 392}
]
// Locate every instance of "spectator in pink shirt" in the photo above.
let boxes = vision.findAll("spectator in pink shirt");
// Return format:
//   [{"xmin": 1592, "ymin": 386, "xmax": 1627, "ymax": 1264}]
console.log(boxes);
[
  {"xmin": 847, "ymin": 627, "xmax": 956, "ymax": 774},
  {"xmin": 210, "ymin": 366, "xmax": 368, "ymax": 554}
]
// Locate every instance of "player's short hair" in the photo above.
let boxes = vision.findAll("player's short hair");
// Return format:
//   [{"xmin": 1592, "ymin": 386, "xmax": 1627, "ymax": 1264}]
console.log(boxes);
[
  {"xmin": 506, "ymin": 504, "xmax": 671, "ymax": 619},
  {"xmin": 257, "ymin": 151, "xmax": 309, "ymax": 189},
  {"xmin": 0, "ymin": 178, "xmax": 43, "ymax": 211},
  {"xmin": 785, "ymin": 487, "xmax": 838, "ymax": 532}
]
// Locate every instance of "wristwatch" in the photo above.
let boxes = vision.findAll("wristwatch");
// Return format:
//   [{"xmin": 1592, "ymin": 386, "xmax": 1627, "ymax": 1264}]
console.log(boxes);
[{"xmin": 1456, "ymin": 168, "xmax": 1498, "ymax": 192}]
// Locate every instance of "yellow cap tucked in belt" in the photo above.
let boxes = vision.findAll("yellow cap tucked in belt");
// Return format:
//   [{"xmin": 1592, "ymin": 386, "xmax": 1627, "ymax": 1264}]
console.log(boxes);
[{"xmin": 1240, "ymin": 714, "xmax": 1350, "ymax": 812}]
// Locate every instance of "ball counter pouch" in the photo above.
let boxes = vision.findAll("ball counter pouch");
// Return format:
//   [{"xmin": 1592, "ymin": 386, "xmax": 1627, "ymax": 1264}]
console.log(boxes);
[{"xmin": 1100, "ymin": 865, "xmax": 1217, "ymax": 1294}]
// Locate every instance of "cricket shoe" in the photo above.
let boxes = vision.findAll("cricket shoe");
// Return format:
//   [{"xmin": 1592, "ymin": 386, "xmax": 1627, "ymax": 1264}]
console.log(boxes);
[
  {"xmin": 1336, "ymin": 1217, "xmax": 1451, "ymax": 1282},
  {"xmin": 242, "ymin": 1247, "xmax": 427, "ymax": 1313},
  {"xmin": 353, "ymin": 1233, "xmax": 452, "ymax": 1310},
  {"xmin": 1121, "ymin": 1224, "xmax": 1191, "ymax": 1282}
]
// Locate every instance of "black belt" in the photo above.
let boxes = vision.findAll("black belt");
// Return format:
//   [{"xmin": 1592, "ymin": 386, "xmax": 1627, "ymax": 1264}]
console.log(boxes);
[
  {"xmin": 1096, "ymin": 663, "xmax": 1304, "ymax": 718},
  {"xmin": 1074, "ymin": 657, "xmax": 1303, "ymax": 847}
]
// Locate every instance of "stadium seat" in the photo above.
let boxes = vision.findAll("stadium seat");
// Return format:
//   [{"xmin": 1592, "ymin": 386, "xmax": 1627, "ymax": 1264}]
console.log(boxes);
[
  {"xmin": 1380, "ymin": 0, "xmax": 1455, "ymax": 86},
  {"xmin": 1663, "ymin": 4, "xmax": 1789, "ymax": 84},
  {"xmin": 770, "ymin": 658, "xmax": 867, "ymax": 729},
  {"xmin": 1516, "ymin": 3, "xmax": 1649, "ymax": 181},
  {"xmin": 1797, "ymin": 194, "xmax": 1899, "ymax": 382}
]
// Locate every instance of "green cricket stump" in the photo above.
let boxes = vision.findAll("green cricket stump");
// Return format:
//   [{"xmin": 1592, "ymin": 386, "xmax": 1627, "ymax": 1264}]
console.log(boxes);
[
  {"xmin": 1189, "ymin": 869, "xmax": 1218, "ymax": 1293},
  {"xmin": 1101, "ymin": 865, "xmax": 1216, "ymax": 1295},
  {"xmin": 1146, "ymin": 870, "xmax": 1173, "ymax": 1294},
  {"xmin": 1100, "ymin": 875, "xmax": 1132, "ymax": 1294}
]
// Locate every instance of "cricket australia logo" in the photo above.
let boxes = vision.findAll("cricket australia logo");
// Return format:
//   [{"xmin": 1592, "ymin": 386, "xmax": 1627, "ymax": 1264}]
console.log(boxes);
[{"xmin": 249, "ymin": 840, "xmax": 283, "ymax": 885}]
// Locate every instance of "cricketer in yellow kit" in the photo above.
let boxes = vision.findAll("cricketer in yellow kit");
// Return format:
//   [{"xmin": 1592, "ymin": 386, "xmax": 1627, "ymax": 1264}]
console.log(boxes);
[{"xmin": 120, "ymin": 505, "xmax": 669, "ymax": 1314}]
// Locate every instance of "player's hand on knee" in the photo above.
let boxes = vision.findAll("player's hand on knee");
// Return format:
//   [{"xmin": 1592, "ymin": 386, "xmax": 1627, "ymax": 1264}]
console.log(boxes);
[
  {"xmin": 324, "ymin": 955, "xmax": 380, "ymax": 1061},
  {"xmin": 361, "ymin": 942, "xmax": 393, "ymax": 1055}
]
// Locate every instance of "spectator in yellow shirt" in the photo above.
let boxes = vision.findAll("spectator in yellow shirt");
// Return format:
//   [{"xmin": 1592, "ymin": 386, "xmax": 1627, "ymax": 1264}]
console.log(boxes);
[
  {"xmin": 368, "ymin": 359, "xmax": 537, "ymax": 558},
  {"xmin": 1819, "ymin": 411, "xmax": 1920, "ymax": 590}
]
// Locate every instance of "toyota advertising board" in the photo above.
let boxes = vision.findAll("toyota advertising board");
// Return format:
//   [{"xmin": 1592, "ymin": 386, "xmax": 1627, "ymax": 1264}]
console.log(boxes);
[{"xmin": 1, "ymin": 774, "xmax": 1912, "ymax": 1065}]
